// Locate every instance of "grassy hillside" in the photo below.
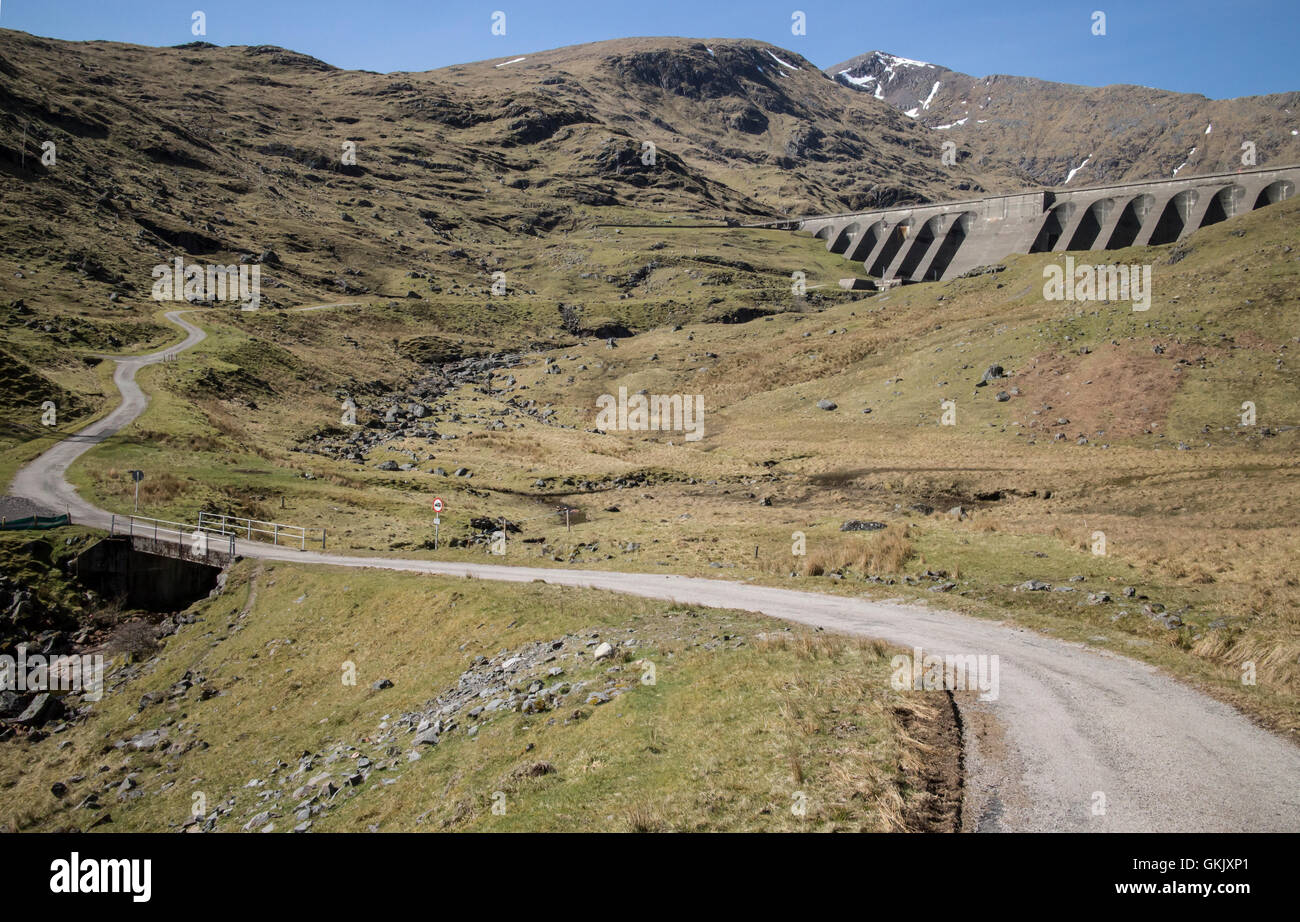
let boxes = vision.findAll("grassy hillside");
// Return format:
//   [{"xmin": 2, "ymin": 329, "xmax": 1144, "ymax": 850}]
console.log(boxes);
[
  {"xmin": 0, "ymin": 560, "xmax": 958, "ymax": 832},
  {"xmin": 13, "ymin": 194, "xmax": 1290, "ymax": 742}
]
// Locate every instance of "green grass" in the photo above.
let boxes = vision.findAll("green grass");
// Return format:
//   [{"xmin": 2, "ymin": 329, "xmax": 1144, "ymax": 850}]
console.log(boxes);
[{"xmin": 0, "ymin": 560, "xmax": 950, "ymax": 832}]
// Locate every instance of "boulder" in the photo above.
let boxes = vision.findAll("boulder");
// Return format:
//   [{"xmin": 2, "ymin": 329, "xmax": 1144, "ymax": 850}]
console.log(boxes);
[
  {"xmin": 840, "ymin": 520, "xmax": 887, "ymax": 532},
  {"xmin": 122, "ymin": 727, "xmax": 167, "ymax": 751},
  {"xmin": 15, "ymin": 693, "xmax": 62, "ymax": 727}
]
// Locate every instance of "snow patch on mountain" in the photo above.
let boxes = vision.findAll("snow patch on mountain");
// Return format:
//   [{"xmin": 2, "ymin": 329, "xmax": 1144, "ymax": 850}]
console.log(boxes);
[
  {"xmin": 878, "ymin": 52, "xmax": 933, "ymax": 70},
  {"xmin": 766, "ymin": 50, "xmax": 800, "ymax": 70},
  {"xmin": 835, "ymin": 51, "xmax": 934, "ymax": 93},
  {"xmin": 838, "ymin": 70, "xmax": 875, "ymax": 86},
  {"xmin": 1173, "ymin": 147, "xmax": 1197, "ymax": 176},
  {"xmin": 921, "ymin": 80, "xmax": 941, "ymax": 110}
]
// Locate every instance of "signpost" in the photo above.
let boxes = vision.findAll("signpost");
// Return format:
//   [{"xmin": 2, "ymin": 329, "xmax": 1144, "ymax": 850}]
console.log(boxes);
[
  {"xmin": 129, "ymin": 469, "xmax": 144, "ymax": 514},
  {"xmin": 432, "ymin": 497, "xmax": 444, "ymax": 549}
]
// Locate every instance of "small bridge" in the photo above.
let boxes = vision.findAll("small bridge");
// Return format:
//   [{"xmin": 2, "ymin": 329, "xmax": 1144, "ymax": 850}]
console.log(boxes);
[
  {"xmin": 108, "ymin": 514, "xmax": 237, "ymax": 565},
  {"xmin": 104, "ymin": 512, "xmax": 327, "ymax": 558},
  {"xmin": 74, "ymin": 513, "xmax": 323, "ymax": 610},
  {"xmin": 789, "ymin": 164, "xmax": 1299, "ymax": 283},
  {"xmin": 75, "ymin": 516, "xmax": 236, "ymax": 611}
]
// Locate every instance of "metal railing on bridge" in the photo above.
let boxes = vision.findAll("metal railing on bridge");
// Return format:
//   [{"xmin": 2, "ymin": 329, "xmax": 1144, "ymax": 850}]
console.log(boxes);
[
  {"xmin": 197, "ymin": 511, "xmax": 326, "ymax": 550},
  {"xmin": 109, "ymin": 514, "xmax": 237, "ymax": 557}
]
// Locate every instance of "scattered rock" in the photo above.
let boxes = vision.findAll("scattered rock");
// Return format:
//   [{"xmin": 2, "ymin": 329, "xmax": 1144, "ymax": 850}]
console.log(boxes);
[
  {"xmin": 840, "ymin": 520, "xmax": 887, "ymax": 532},
  {"xmin": 121, "ymin": 728, "xmax": 167, "ymax": 751}
]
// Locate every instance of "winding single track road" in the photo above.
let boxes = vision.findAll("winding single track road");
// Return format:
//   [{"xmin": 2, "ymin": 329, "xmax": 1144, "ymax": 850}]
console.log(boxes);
[{"xmin": 11, "ymin": 308, "xmax": 1300, "ymax": 832}]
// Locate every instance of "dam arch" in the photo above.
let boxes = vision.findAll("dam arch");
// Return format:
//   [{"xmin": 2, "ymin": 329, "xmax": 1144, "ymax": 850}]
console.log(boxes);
[
  {"xmin": 847, "ymin": 220, "xmax": 886, "ymax": 261},
  {"xmin": 1106, "ymin": 194, "xmax": 1156, "ymax": 249},
  {"xmin": 1254, "ymin": 180, "xmax": 1294, "ymax": 209},
  {"xmin": 1201, "ymin": 184, "xmax": 1246, "ymax": 227},
  {"xmin": 897, "ymin": 215, "xmax": 944, "ymax": 279},
  {"xmin": 1065, "ymin": 198, "xmax": 1114, "ymax": 250},
  {"xmin": 923, "ymin": 213, "xmax": 974, "ymax": 280},
  {"xmin": 1148, "ymin": 189, "xmax": 1198, "ymax": 245},
  {"xmin": 1030, "ymin": 203, "xmax": 1074, "ymax": 253},
  {"xmin": 868, "ymin": 220, "xmax": 912, "ymax": 277},
  {"xmin": 827, "ymin": 221, "xmax": 860, "ymax": 254}
]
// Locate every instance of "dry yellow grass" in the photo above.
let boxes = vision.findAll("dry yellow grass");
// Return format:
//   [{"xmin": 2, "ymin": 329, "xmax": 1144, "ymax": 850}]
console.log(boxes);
[{"xmin": 801, "ymin": 525, "xmax": 914, "ymax": 577}]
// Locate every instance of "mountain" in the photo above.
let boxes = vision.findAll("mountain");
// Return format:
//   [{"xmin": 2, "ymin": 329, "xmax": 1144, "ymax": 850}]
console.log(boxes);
[
  {"xmin": 830, "ymin": 50, "xmax": 1300, "ymax": 188},
  {"xmin": 0, "ymin": 31, "xmax": 1000, "ymax": 321}
]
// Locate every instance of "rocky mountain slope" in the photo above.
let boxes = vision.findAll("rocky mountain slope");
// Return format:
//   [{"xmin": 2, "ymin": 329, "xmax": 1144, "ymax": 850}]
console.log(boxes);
[
  {"xmin": 830, "ymin": 50, "xmax": 1300, "ymax": 188},
  {"xmin": 0, "ymin": 31, "xmax": 993, "ymax": 323}
]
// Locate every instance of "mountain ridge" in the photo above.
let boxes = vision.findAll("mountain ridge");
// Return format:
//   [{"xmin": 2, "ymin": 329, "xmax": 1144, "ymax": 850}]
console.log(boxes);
[{"xmin": 830, "ymin": 48, "xmax": 1300, "ymax": 188}]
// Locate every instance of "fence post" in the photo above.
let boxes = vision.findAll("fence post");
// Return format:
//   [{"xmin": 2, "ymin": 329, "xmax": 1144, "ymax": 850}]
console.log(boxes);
[{"xmin": 273, "ymin": 523, "xmax": 279, "ymax": 546}]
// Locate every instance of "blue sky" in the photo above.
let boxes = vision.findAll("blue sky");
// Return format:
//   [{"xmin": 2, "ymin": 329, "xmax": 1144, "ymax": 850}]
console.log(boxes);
[{"xmin": 2, "ymin": 0, "xmax": 1296, "ymax": 99}]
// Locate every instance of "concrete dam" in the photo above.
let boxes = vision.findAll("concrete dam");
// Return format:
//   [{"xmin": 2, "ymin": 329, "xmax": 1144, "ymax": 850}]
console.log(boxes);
[{"xmin": 789, "ymin": 164, "xmax": 1298, "ymax": 284}]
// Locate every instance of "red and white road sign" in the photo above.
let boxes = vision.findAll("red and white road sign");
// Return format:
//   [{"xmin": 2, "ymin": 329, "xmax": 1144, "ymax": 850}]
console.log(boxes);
[{"xmin": 432, "ymin": 497, "xmax": 444, "ymax": 513}]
